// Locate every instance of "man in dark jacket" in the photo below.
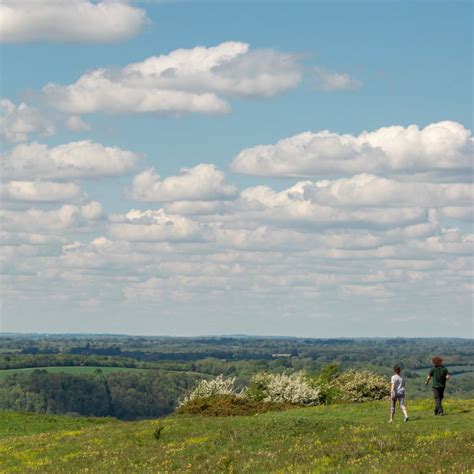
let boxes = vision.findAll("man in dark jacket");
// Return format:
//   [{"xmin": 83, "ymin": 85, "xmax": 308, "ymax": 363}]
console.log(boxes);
[{"xmin": 425, "ymin": 356, "xmax": 450, "ymax": 416}]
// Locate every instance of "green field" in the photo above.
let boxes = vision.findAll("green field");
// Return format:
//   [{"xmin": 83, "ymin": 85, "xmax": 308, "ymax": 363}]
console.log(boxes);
[
  {"xmin": 1, "ymin": 399, "xmax": 473, "ymax": 473},
  {"xmin": 0, "ymin": 366, "xmax": 146, "ymax": 379}
]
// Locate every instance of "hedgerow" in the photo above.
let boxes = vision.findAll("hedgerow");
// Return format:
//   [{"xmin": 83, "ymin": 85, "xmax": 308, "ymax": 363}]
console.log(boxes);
[{"xmin": 177, "ymin": 369, "xmax": 389, "ymax": 415}]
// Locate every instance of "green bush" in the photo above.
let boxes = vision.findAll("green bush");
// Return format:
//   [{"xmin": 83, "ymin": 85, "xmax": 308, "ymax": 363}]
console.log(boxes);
[
  {"xmin": 175, "ymin": 394, "xmax": 295, "ymax": 417},
  {"xmin": 331, "ymin": 369, "xmax": 389, "ymax": 402},
  {"xmin": 310, "ymin": 363, "xmax": 342, "ymax": 404}
]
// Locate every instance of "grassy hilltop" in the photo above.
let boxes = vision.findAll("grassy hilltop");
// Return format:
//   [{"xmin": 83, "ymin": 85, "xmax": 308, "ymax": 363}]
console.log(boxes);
[{"xmin": 1, "ymin": 399, "xmax": 473, "ymax": 473}]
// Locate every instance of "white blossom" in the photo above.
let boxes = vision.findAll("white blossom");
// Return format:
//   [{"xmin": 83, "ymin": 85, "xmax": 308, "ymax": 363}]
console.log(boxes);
[
  {"xmin": 244, "ymin": 372, "xmax": 322, "ymax": 406},
  {"xmin": 179, "ymin": 374, "xmax": 236, "ymax": 406}
]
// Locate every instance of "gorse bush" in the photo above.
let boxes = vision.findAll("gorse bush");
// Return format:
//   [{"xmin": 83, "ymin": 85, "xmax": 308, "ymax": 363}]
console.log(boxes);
[
  {"xmin": 179, "ymin": 374, "xmax": 236, "ymax": 406},
  {"xmin": 175, "ymin": 394, "xmax": 294, "ymax": 416},
  {"xmin": 244, "ymin": 372, "xmax": 322, "ymax": 406},
  {"xmin": 331, "ymin": 369, "xmax": 389, "ymax": 402}
]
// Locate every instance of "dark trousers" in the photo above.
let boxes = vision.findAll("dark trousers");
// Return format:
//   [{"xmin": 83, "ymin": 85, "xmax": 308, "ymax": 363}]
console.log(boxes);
[{"xmin": 433, "ymin": 387, "xmax": 445, "ymax": 415}]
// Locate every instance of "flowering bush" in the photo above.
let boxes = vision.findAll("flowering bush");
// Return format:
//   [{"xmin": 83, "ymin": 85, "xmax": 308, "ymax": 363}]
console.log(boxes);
[
  {"xmin": 178, "ymin": 369, "xmax": 388, "ymax": 413},
  {"xmin": 331, "ymin": 370, "xmax": 389, "ymax": 402},
  {"xmin": 179, "ymin": 375, "xmax": 237, "ymax": 406},
  {"xmin": 243, "ymin": 372, "xmax": 322, "ymax": 406}
]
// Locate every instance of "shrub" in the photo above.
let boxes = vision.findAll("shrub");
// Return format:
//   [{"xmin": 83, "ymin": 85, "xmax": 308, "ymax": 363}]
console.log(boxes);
[
  {"xmin": 175, "ymin": 394, "xmax": 294, "ymax": 417},
  {"xmin": 331, "ymin": 370, "xmax": 389, "ymax": 402},
  {"xmin": 179, "ymin": 375, "xmax": 236, "ymax": 406},
  {"xmin": 243, "ymin": 372, "xmax": 322, "ymax": 406},
  {"xmin": 311, "ymin": 364, "xmax": 342, "ymax": 405}
]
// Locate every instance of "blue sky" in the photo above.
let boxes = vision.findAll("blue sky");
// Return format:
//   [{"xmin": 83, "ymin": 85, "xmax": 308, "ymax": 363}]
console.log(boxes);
[{"xmin": 0, "ymin": 1, "xmax": 472, "ymax": 337}]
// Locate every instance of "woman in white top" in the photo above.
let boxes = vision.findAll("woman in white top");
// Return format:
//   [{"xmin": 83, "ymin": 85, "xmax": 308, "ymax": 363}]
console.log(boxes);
[{"xmin": 389, "ymin": 365, "xmax": 409, "ymax": 422}]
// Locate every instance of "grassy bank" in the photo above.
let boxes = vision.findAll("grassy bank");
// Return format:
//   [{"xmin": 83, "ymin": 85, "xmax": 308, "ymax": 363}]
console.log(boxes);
[{"xmin": 1, "ymin": 399, "xmax": 473, "ymax": 472}]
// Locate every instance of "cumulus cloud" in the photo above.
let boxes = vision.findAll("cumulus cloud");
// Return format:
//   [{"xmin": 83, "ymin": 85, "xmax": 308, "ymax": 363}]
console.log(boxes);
[
  {"xmin": 108, "ymin": 209, "xmax": 208, "ymax": 242},
  {"xmin": 231, "ymin": 121, "xmax": 473, "ymax": 180},
  {"xmin": 2, "ymin": 140, "xmax": 139, "ymax": 180},
  {"xmin": 301, "ymin": 174, "xmax": 473, "ymax": 208},
  {"xmin": 1, "ymin": 180, "xmax": 84, "ymax": 202},
  {"xmin": 130, "ymin": 164, "xmax": 237, "ymax": 202},
  {"xmin": 1, "ymin": 201, "xmax": 103, "ymax": 233},
  {"xmin": 0, "ymin": 0, "xmax": 148, "ymax": 43},
  {"xmin": 39, "ymin": 42, "xmax": 302, "ymax": 115},
  {"xmin": 0, "ymin": 99, "xmax": 55, "ymax": 143},
  {"xmin": 239, "ymin": 182, "xmax": 427, "ymax": 229},
  {"xmin": 313, "ymin": 66, "xmax": 362, "ymax": 91}
]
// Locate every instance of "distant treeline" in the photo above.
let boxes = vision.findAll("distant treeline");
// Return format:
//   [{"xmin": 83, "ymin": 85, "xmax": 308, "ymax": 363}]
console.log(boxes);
[
  {"xmin": 0, "ymin": 370, "xmax": 201, "ymax": 420},
  {"xmin": 4, "ymin": 341, "xmax": 472, "ymax": 372}
]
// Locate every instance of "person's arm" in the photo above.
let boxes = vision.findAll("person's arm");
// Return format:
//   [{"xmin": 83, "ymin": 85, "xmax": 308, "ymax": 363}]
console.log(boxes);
[
  {"xmin": 390, "ymin": 382, "xmax": 395, "ymax": 398},
  {"xmin": 425, "ymin": 368, "xmax": 433, "ymax": 385},
  {"xmin": 445, "ymin": 368, "xmax": 450, "ymax": 381}
]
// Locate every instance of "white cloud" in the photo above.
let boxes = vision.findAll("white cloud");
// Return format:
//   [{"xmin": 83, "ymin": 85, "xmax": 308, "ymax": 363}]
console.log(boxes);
[
  {"xmin": 2, "ymin": 140, "xmax": 139, "ymax": 180},
  {"xmin": 1, "ymin": 202, "xmax": 103, "ymax": 233},
  {"xmin": 1, "ymin": 180, "xmax": 84, "ymax": 202},
  {"xmin": 130, "ymin": 164, "xmax": 237, "ymax": 202},
  {"xmin": 0, "ymin": 231, "xmax": 66, "ymax": 246},
  {"xmin": 238, "ymin": 181, "xmax": 426, "ymax": 229},
  {"xmin": 108, "ymin": 209, "xmax": 208, "ymax": 242},
  {"xmin": 40, "ymin": 42, "xmax": 302, "ymax": 115},
  {"xmin": 313, "ymin": 66, "xmax": 362, "ymax": 91},
  {"xmin": 0, "ymin": 0, "xmax": 148, "ymax": 43},
  {"xmin": 302, "ymin": 174, "xmax": 473, "ymax": 208},
  {"xmin": 439, "ymin": 206, "xmax": 474, "ymax": 221},
  {"xmin": 64, "ymin": 116, "xmax": 90, "ymax": 132},
  {"xmin": 163, "ymin": 200, "xmax": 232, "ymax": 216},
  {"xmin": 0, "ymin": 99, "xmax": 55, "ymax": 143},
  {"xmin": 231, "ymin": 121, "xmax": 473, "ymax": 180}
]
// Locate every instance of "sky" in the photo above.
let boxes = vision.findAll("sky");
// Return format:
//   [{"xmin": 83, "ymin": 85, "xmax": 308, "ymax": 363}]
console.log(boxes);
[{"xmin": 0, "ymin": 0, "xmax": 472, "ymax": 337}]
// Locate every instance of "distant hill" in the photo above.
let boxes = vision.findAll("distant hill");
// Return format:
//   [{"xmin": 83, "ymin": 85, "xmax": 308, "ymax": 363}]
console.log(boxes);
[{"xmin": 1, "ymin": 399, "xmax": 473, "ymax": 472}]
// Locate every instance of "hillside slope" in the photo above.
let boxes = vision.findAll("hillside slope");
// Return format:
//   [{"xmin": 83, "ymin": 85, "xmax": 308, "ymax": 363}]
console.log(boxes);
[{"xmin": 1, "ymin": 399, "xmax": 473, "ymax": 473}]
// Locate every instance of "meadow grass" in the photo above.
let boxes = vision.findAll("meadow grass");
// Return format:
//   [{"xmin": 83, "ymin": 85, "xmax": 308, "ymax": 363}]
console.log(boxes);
[
  {"xmin": 1, "ymin": 399, "xmax": 473, "ymax": 473},
  {"xmin": 0, "ymin": 411, "xmax": 115, "ymax": 439}
]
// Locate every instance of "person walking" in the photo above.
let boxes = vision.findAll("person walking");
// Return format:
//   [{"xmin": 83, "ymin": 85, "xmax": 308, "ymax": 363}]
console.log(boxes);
[
  {"xmin": 425, "ymin": 356, "xmax": 450, "ymax": 416},
  {"xmin": 389, "ymin": 365, "xmax": 409, "ymax": 422}
]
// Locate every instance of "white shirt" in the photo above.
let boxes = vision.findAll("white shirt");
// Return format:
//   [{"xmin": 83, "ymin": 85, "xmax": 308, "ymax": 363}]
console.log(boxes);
[{"xmin": 391, "ymin": 374, "xmax": 405, "ymax": 395}]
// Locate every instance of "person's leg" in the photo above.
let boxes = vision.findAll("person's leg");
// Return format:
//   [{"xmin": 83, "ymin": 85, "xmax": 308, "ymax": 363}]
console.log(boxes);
[
  {"xmin": 399, "ymin": 395, "xmax": 409, "ymax": 420},
  {"xmin": 438, "ymin": 388, "xmax": 445, "ymax": 415},
  {"xmin": 390, "ymin": 396, "xmax": 396, "ymax": 421},
  {"xmin": 433, "ymin": 388, "xmax": 442, "ymax": 415}
]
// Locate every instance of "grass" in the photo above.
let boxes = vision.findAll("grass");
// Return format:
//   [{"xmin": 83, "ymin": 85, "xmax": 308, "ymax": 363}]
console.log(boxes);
[
  {"xmin": 0, "ymin": 411, "xmax": 115, "ymax": 439},
  {"xmin": 1, "ymin": 399, "xmax": 473, "ymax": 473},
  {"xmin": 0, "ymin": 366, "xmax": 146, "ymax": 379}
]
